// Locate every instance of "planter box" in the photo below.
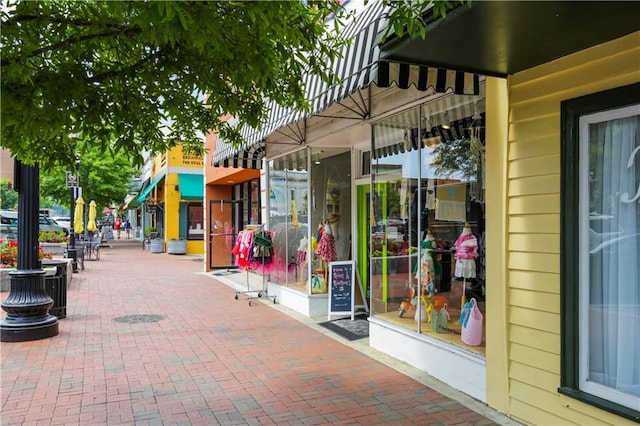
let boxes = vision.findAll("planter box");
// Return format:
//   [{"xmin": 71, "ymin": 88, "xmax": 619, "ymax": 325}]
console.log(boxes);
[
  {"xmin": 1, "ymin": 268, "xmax": 14, "ymax": 292},
  {"xmin": 167, "ymin": 239, "xmax": 187, "ymax": 255},
  {"xmin": 150, "ymin": 239, "xmax": 164, "ymax": 254},
  {"xmin": 1, "ymin": 260, "xmax": 72, "ymax": 293},
  {"xmin": 40, "ymin": 242, "xmax": 66, "ymax": 257}
]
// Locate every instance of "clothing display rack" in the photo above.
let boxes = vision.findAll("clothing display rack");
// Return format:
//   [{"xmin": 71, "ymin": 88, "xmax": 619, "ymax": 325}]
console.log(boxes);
[{"xmin": 232, "ymin": 224, "xmax": 277, "ymax": 306}]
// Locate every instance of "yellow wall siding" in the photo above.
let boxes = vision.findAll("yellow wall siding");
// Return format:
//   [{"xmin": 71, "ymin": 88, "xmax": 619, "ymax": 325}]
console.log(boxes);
[
  {"xmin": 509, "ymin": 214, "xmax": 559, "ymax": 234},
  {"xmin": 509, "ymin": 288, "xmax": 559, "ymax": 313},
  {"xmin": 509, "ymin": 194, "xmax": 559, "ymax": 215},
  {"xmin": 510, "ymin": 344, "xmax": 560, "ymax": 375},
  {"xmin": 510, "ymin": 324, "xmax": 558, "ymax": 354},
  {"xmin": 508, "ymin": 155, "xmax": 560, "ymax": 178},
  {"xmin": 509, "ymin": 175, "xmax": 559, "ymax": 197},
  {"xmin": 508, "ymin": 251, "xmax": 559, "ymax": 273},
  {"xmin": 509, "ymin": 270, "xmax": 559, "ymax": 294},
  {"xmin": 508, "ymin": 233, "xmax": 559, "ymax": 253},
  {"xmin": 509, "ymin": 306, "xmax": 559, "ymax": 334},
  {"xmin": 501, "ymin": 31, "xmax": 640, "ymax": 424},
  {"xmin": 509, "ymin": 135, "xmax": 560, "ymax": 160}
]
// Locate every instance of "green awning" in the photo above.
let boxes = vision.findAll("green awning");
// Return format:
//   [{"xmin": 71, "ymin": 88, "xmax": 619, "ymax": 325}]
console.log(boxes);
[
  {"xmin": 136, "ymin": 172, "xmax": 166, "ymax": 203},
  {"xmin": 178, "ymin": 174, "xmax": 203, "ymax": 200}
]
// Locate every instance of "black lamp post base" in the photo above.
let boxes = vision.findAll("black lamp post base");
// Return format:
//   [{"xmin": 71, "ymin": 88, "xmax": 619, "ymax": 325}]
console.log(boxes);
[
  {"xmin": 0, "ymin": 270, "xmax": 59, "ymax": 342},
  {"xmin": 0, "ymin": 316, "xmax": 59, "ymax": 342}
]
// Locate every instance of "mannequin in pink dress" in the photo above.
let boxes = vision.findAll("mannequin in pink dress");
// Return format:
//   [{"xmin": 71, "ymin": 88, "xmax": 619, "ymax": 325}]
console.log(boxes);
[{"xmin": 453, "ymin": 223, "xmax": 478, "ymax": 307}]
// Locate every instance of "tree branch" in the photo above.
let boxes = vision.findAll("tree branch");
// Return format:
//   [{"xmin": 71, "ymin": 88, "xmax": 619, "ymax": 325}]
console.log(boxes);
[
  {"xmin": 1, "ymin": 26, "xmax": 141, "ymax": 67},
  {"xmin": 85, "ymin": 46, "xmax": 165, "ymax": 84}
]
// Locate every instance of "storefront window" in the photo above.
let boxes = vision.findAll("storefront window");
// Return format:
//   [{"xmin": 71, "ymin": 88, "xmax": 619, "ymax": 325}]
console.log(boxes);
[
  {"xmin": 187, "ymin": 203, "xmax": 204, "ymax": 240},
  {"xmin": 370, "ymin": 96, "xmax": 486, "ymax": 351},
  {"xmin": 268, "ymin": 150, "xmax": 309, "ymax": 291},
  {"xmin": 267, "ymin": 148, "xmax": 352, "ymax": 295},
  {"xmin": 560, "ymin": 84, "xmax": 639, "ymax": 420},
  {"xmin": 310, "ymin": 149, "xmax": 352, "ymax": 295}
]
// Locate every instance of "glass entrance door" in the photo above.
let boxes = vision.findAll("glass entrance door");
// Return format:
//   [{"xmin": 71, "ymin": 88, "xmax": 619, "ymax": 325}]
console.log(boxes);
[
  {"xmin": 356, "ymin": 183, "xmax": 371, "ymax": 301},
  {"xmin": 209, "ymin": 199, "xmax": 243, "ymax": 268}
]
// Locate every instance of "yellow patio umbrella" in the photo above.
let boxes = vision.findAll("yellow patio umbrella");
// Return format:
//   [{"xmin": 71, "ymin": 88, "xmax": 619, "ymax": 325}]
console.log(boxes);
[
  {"xmin": 74, "ymin": 196, "xmax": 84, "ymax": 234},
  {"xmin": 291, "ymin": 200, "xmax": 300, "ymax": 228},
  {"xmin": 86, "ymin": 200, "xmax": 97, "ymax": 232}
]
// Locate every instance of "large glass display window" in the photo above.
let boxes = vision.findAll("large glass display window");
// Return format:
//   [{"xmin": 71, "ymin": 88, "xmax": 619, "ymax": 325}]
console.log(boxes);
[
  {"xmin": 267, "ymin": 148, "xmax": 352, "ymax": 295},
  {"xmin": 309, "ymin": 148, "xmax": 352, "ymax": 295},
  {"xmin": 268, "ymin": 150, "xmax": 309, "ymax": 291},
  {"xmin": 370, "ymin": 95, "xmax": 487, "ymax": 352}
]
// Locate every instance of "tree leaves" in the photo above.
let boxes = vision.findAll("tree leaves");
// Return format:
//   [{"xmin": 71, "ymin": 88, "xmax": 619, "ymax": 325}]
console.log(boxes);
[
  {"xmin": 1, "ymin": 0, "xmax": 346, "ymax": 168},
  {"xmin": 380, "ymin": 0, "xmax": 470, "ymax": 42},
  {"xmin": 39, "ymin": 142, "xmax": 138, "ymax": 214}
]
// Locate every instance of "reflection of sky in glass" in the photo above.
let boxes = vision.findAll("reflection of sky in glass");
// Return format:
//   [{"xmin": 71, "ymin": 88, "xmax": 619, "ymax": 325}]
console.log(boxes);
[{"xmin": 374, "ymin": 147, "xmax": 471, "ymax": 181}]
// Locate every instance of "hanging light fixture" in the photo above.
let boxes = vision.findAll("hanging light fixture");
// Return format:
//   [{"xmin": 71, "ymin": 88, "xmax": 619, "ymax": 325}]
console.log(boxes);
[
  {"xmin": 314, "ymin": 153, "xmax": 321, "ymax": 165},
  {"xmin": 403, "ymin": 128, "xmax": 411, "ymax": 150},
  {"xmin": 423, "ymin": 115, "xmax": 432, "ymax": 132},
  {"xmin": 441, "ymin": 111, "xmax": 451, "ymax": 130},
  {"xmin": 472, "ymin": 101, "xmax": 481, "ymax": 121}
]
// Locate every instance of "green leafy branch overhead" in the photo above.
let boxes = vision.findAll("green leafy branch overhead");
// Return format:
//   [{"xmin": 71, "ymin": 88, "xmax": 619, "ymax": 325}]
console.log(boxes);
[
  {"xmin": 1, "ymin": 0, "xmax": 466, "ymax": 171},
  {"xmin": 1, "ymin": 0, "xmax": 347, "ymax": 169}
]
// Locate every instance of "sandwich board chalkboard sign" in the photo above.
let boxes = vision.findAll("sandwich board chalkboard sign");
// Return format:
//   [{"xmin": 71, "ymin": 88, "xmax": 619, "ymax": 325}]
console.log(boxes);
[{"xmin": 328, "ymin": 261, "xmax": 367, "ymax": 320}]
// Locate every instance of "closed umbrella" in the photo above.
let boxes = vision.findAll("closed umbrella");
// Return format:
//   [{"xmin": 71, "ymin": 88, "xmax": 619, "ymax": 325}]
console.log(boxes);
[
  {"xmin": 87, "ymin": 200, "xmax": 97, "ymax": 232},
  {"xmin": 291, "ymin": 200, "xmax": 299, "ymax": 228},
  {"xmin": 74, "ymin": 196, "xmax": 84, "ymax": 234}
]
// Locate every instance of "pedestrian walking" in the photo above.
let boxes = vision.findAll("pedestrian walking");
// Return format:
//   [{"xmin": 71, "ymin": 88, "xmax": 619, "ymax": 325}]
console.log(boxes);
[
  {"xmin": 114, "ymin": 216, "xmax": 122, "ymax": 239},
  {"xmin": 124, "ymin": 219, "xmax": 132, "ymax": 239}
]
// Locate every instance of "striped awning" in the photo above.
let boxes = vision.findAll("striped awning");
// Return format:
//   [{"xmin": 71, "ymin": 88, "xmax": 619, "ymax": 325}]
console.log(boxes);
[
  {"xmin": 270, "ymin": 149, "xmax": 308, "ymax": 171},
  {"xmin": 214, "ymin": 1, "xmax": 481, "ymax": 168},
  {"xmin": 212, "ymin": 116, "xmax": 267, "ymax": 169},
  {"xmin": 373, "ymin": 113, "xmax": 486, "ymax": 160},
  {"xmin": 212, "ymin": 137, "xmax": 266, "ymax": 169},
  {"xmin": 270, "ymin": 2, "xmax": 480, "ymax": 130}
]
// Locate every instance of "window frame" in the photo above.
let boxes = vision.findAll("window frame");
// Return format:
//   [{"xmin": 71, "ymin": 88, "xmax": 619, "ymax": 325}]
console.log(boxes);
[
  {"xmin": 186, "ymin": 203, "xmax": 204, "ymax": 241},
  {"xmin": 559, "ymin": 82, "xmax": 640, "ymax": 422}
]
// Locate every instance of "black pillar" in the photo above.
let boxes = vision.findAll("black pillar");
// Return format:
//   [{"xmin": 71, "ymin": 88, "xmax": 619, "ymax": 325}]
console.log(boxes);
[
  {"xmin": 1, "ymin": 159, "xmax": 59, "ymax": 342},
  {"xmin": 67, "ymin": 186, "xmax": 80, "ymax": 272}
]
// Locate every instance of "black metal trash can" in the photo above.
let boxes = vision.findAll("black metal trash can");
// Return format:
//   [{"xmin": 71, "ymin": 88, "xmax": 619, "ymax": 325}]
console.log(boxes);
[{"xmin": 42, "ymin": 259, "xmax": 68, "ymax": 319}]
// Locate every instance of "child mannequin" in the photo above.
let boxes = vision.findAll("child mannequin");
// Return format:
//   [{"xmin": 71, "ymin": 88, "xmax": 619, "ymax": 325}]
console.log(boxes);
[
  {"xmin": 417, "ymin": 230, "xmax": 437, "ymax": 297},
  {"xmin": 454, "ymin": 223, "xmax": 478, "ymax": 278},
  {"xmin": 453, "ymin": 223, "xmax": 479, "ymax": 307},
  {"xmin": 296, "ymin": 236, "xmax": 308, "ymax": 265}
]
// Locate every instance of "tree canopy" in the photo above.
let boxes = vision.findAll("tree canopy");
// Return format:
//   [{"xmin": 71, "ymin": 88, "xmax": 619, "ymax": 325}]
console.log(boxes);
[
  {"xmin": 39, "ymin": 142, "xmax": 138, "ymax": 214},
  {"xmin": 1, "ymin": 0, "xmax": 346, "ymax": 169},
  {"xmin": 1, "ymin": 0, "xmax": 466, "ymax": 171}
]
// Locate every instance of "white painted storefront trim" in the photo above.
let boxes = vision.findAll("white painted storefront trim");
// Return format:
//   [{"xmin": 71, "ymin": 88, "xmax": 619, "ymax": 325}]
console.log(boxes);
[{"xmin": 369, "ymin": 316, "xmax": 486, "ymax": 402}]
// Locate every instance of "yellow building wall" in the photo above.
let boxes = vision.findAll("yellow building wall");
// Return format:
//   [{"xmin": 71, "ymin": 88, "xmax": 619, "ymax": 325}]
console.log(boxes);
[
  {"xmin": 154, "ymin": 145, "xmax": 205, "ymax": 255},
  {"xmin": 492, "ymin": 31, "xmax": 639, "ymax": 425},
  {"xmin": 164, "ymin": 172, "xmax": 181, "ymax": 241}
]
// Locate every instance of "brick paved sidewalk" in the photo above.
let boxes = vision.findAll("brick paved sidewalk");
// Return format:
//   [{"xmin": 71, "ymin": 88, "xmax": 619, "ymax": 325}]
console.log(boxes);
[{"xmin": 1, "ymin": 239, "xmax": 514, "ymax": 425}]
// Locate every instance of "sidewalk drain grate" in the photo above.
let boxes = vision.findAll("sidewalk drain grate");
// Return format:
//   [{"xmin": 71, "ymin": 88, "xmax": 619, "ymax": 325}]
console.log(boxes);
[{"xmin": 113, "ymin": 314, "xmax": 165, "ymax": 324}]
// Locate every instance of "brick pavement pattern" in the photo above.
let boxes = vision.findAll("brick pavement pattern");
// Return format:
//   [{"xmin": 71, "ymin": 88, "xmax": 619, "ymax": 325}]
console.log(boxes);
[{"xmin": 1, "ymin": 239, "xmax": 498, "ymax": 425}]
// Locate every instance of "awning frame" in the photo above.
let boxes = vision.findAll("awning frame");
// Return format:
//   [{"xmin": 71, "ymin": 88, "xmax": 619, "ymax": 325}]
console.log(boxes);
[
  {"xmin": 136, "ymin": 170, "xmax": 166, "ymax": 203},
  {"xmin": 214, "ymin": 1, "xmax": 481, "ymax": 169}
]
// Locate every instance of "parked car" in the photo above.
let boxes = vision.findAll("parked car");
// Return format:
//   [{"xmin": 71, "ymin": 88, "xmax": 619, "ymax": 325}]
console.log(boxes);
[
  {"xmin": 51, "ymin": 216, "xmax": 71, "ymax": 232},
  {"xmin": 0, "ymin": 210, "xmax": 68, "ymax": 236},
  {"xmin": 0, "ymin": 223, "xmax": 17, "ymax": 241}
]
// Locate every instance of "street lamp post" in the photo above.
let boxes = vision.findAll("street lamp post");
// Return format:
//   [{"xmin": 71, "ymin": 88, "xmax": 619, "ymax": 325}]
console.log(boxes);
[
  {"xmin": 67, "ymin": 161, "xmax": 81, "ymax": 272},
  {"xmin": 0, "ymin": 159, "xmax": 59, "ymax": 342}
]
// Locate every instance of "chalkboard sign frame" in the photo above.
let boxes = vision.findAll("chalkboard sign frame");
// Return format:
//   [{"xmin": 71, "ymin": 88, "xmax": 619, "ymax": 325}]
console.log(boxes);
[
  {"xmin": 328, "ymin": 260, "xmax": 356, "ymax": 320},
  {"xmin": 327, "ymin": 260, "xmax": 355, "ymax": 321}
]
